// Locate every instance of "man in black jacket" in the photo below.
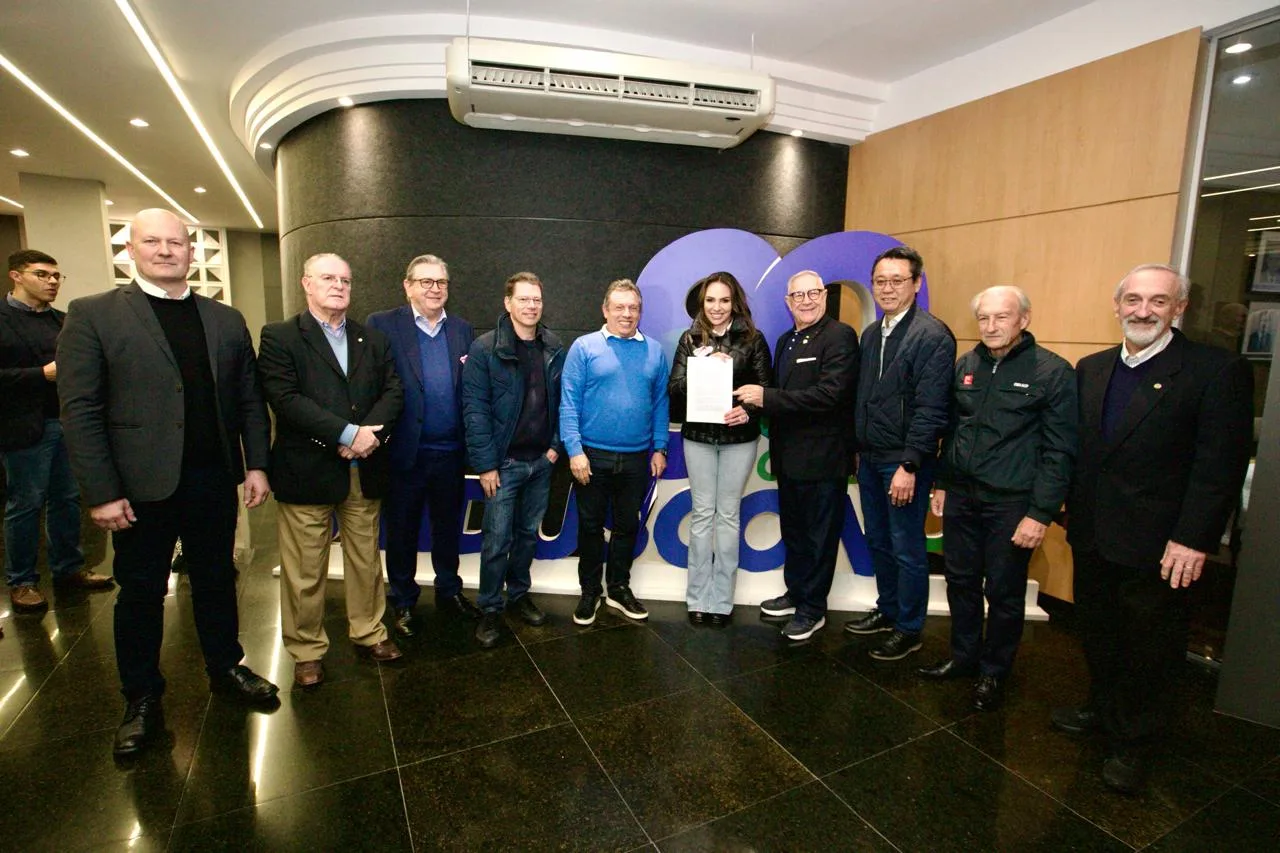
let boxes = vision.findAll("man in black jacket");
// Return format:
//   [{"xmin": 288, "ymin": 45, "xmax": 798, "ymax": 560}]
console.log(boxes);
[
  {"xmin": 848, "ymin": 246, "xmax": 956, "ymax": 661},
  {"xmin": 1053, "ymin": 264, "xmax": 1252, "ymax": 794},
  {"xmin": 924, "ymin": 286, "xmax": 1077, "ymax": 711},
  {"xmin": 2, "ymin": 250, "xmax": 113, "ymax": 612},
  {"xmin": 259, "ymin": 253, "xmax": 405, "ymax": 688},
  {"xmin": 735, "ymin": 270, "xmax": 859, "ymax": 641},
  {"xmin": 462, "ymin": 272, "xmax": 564, "ymax": 648}
]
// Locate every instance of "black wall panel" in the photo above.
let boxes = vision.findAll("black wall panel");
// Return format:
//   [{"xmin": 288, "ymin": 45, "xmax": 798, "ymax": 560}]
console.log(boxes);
[{"xmin": 276, "ymin": 98, "xmax": 847, "ymax": 333}]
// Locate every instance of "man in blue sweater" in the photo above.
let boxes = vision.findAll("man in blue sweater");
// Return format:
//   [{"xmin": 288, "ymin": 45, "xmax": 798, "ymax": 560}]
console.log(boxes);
[{"xmin": 560, "ymin": 279, "xmax": 670, "ymax": 625}]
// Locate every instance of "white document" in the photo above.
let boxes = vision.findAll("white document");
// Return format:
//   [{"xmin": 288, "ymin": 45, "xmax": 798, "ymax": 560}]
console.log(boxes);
[{"xmin": 686, "ymin": 355, "xmax": 734, "ymax": 424}]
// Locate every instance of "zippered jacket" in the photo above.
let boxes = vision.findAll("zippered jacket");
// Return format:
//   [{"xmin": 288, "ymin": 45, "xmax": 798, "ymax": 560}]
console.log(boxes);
[{"xmin": 936, "ymin": 332, "xmax": 1078, "ymax": 523}]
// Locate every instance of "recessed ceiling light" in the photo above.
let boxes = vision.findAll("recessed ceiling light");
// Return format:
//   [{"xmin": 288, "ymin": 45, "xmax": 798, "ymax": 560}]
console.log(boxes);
[
  {"xmin": 193, "ymin": 186, "xmax": 207, "ymax": 194},
  {"xmin": 337, "ymin": 96, "xmax": 354, "ymax": 107},
  {"xmin": 258, "ymin": 142, "xmax": 273, "ymax": 150},
  {"xmin": 567, "ymin": 120, "xmax": 585, "ymax": 127},
  {"xmin": 0, "ymin": 194, "xmax": 23, "ymax": 209},
  {"xmin": 499, "ymin": 113, "xmax": 517, "ymax": 121},
  {"xmin": 790, "ymin": 129, "xmax": 804, "ymax": 137},
  {"xmin": 1225, "ymin": 42, "xmax": 1252, "ymax": 54},
  {"xmin": 1233, "ymin": 74, "xmax": 1253, "ymax": 85},
  {"xmin": 129, "ymin": 117, "xmax": 149, "ymax": 127},
  {"xmin": 104, "ymin": 199, "xmax": 114, "ymax": 205},
  {"xmin": 10, "ymin": 148, "xmax": 30, "ymax": 157}
]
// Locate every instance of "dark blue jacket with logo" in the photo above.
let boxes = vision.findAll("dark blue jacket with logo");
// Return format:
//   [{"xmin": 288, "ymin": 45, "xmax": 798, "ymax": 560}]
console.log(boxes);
[{"xmin": 460, "ymin": 313, "xmax": 565, "ymax": 473}]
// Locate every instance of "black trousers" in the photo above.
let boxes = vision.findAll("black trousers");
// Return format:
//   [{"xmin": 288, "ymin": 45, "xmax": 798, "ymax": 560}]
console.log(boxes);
[
  {"xmin": 776, "ymin": 476, "xmax": 846, "ymax": 621},
  {"xmin": 575, "ymin": 447, "xmax": 650, "ymax": 596},
  {"xmin": 1073, "ymin": 548, "xmax": 1191, "ymax": 748},
  {"xmin": 383, "ymin": 447, "xmax": 466, "ymax": 608},
  {"xmin": 111, "ymin": 465, "xmax": 242, "ymax": 700},
  {"xmin": 942, "ymin": 493, "xmax": 1034, "ymax": 677}
]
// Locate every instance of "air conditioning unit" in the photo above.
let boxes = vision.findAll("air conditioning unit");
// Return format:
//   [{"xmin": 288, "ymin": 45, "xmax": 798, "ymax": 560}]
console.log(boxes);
[{"xmin": 445, "ymin": 38, "xmax": 775, "ymax": 149}]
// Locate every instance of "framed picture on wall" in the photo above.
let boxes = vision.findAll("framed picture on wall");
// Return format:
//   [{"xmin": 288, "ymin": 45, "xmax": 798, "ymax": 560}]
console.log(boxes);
[
  {"xmin": 1252, "ymin": 230, "xmax": 1280, "ymax": 293},
  {"xmin": 1242, "ymin": 302, "xmax": 1280, "ymax": 358}
]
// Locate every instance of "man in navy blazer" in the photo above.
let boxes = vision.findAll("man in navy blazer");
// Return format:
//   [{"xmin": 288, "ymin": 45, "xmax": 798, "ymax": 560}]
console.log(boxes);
[{"xmin": 367, "ymin": 253, "xmax": 480, "ymax": 636}]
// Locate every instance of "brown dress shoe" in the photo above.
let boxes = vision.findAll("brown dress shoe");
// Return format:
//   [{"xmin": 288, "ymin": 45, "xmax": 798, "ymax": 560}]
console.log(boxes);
[
  {"xmin": 359, "ymin": 640, "xmax": 403, "ymax": 662},
  {"xmin": 55, "ymin": 569, "xmax": 115, "ymax": 590},
  {"xmin": 10, "ymin": 585, "xmax": 47, "ymax": 612},
  {"xmin": 293, "ymin": 660, "xmax": 324, "ymax": 687}
]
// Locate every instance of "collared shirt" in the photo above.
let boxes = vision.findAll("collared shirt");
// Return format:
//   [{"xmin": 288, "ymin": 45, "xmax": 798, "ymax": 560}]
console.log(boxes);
[
  {"xmin": 879, "ymin": 306, "xmax": 909, "ymax": 378},
  {"xmin": 136, "ymin": 275, "xmax": 191, "ymax": 300},
  {"xmin": 1119, "ymin": 329, "xmax": 1174, "ymax": 368},
  {"xmin": 413, "ymin": 305, "xmax": 447, "ymax": 338},
  {"xmin": 309, "ymin": 310, "xmax": 359, "ymax": 448},
  {"xmin": 6, "ymin": 292, "xmax": 48, "ymax": 313},
  {"xmin": 600, "ymin": 324, "xmax": 646, "ymax": 342}
]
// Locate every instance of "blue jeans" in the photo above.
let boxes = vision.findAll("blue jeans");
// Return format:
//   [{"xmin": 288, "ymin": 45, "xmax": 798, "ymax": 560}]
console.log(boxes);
[
  {"xmin": 3, "ymin": 419, "xmax": 83, "ymax": 587},
  {"xmin": 857, "ymin": 459, "xmax": 934, "ymax": 634},
  {"xmin": 683, "ymin": 439, "xmax": 756, "ymax": 615},
  {"xmin": 477, "ymin": 455, "xmax": 553, "ymax": 613}
]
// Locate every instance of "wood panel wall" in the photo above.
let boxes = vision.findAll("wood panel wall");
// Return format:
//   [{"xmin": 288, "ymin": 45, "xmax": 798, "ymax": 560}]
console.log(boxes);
[{"xmin": 845, "ymin": 29, "xmax": 1204, "ymax": 601}]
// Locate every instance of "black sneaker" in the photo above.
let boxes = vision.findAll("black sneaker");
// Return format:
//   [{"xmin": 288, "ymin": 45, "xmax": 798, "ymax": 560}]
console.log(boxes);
[
  {"xmin": 475, "ymin": 612, "xmax": 503, "ymax": 649},
  {"xmin": 781, "ymin": 614, "xmax": 826, "ymax": 641},
  {"xmin": 844, "ymin": 609, "xmax": 894, "ymax": 635},
  {"xmin": 573, "ymin": 593, "xmax": 602, "ymax": 626},
  {"xmin": 868, "ymin": 630, "xmax": 923, "ymax": 661},
  {"xmin": 759, "ymin": 594, "xmax": 796, "ymax": 617},
  {"xmin": 606, "ymin": 587, "xmax": 648, "ymax": 621},
  {"xmin": 511, "ymin": 595, "xmax": 547, "ymax": 626}
]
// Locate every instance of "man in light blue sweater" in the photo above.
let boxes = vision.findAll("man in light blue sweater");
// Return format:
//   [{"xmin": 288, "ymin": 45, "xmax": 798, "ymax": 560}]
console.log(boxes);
[{"xmin": 560, "ymin": 279, "xmax": 670, "ymax": 625}]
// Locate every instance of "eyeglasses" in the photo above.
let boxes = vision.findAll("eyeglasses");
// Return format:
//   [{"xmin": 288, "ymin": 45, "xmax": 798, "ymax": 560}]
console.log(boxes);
[
  {"xmin": 872, "ymin": 276, "xmax": 915, "ymax": 289},
  {"xmin": 786, "ymin": 288, "xmax": 826, "ymax": 303},
  {"xmin": 409, "ymin": 277, "xmax": 449, "ymax": 290},
  {"xmin": 511, "ymin": 296, "xmax": 542, "ymax": 306},
  {"xmin": 22, "ymin": 269, "xmax": 65, "ymax": 283},
  {"xmin": 312, "ymin": 273, "xmax": 352, "ymax": 287}
]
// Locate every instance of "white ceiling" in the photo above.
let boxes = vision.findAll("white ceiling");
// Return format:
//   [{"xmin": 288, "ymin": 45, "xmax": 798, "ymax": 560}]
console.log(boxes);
[{"xmin": 1, "ymin": 0, "xmax": 1266, "ymax": 234}]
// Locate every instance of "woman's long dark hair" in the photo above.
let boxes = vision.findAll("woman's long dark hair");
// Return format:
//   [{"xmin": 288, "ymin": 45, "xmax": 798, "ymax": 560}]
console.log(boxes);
[{"xmin": 693, "ymin": 271, "xmax": 756, "ymax": 347}]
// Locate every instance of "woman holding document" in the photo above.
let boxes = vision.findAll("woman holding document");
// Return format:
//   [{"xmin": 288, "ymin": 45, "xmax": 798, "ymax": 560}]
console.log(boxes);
[{"xmin": 668, "ymin": 272, "xmax": 773, "ymax": 626}]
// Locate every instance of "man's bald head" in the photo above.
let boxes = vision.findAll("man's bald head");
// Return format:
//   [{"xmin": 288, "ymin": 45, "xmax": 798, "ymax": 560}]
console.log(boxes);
[{"xmin": 126, "ymin": 208, "xmax": 193, "ymax": 291}]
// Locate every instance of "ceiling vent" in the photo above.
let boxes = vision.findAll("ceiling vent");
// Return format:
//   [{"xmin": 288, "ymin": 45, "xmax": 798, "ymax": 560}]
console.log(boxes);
[{"xmin": 446, "ymin": 38, "xmax": 775, "ymax": 149}]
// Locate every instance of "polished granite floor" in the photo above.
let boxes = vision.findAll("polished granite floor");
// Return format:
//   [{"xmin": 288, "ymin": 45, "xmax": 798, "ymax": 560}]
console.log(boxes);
[{"xmin": 2, "ymin": 507, "xmax": 1280, "ymax": 852}]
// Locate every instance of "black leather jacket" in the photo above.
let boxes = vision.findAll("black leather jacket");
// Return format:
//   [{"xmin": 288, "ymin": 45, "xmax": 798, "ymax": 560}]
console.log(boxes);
[{"xmin": 668, "ymin": 318, "xmax": 773, "ymax": 445}]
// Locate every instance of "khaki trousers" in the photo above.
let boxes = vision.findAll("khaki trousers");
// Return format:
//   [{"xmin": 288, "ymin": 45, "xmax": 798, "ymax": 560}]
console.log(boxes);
[{"xmin": 277, "ymin": 467, "xmax": 388, "ymax": 661}]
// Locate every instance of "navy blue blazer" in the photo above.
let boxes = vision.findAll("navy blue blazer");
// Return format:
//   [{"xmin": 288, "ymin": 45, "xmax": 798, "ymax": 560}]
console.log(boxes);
[{"xmin": 366, "ymin": 304, "xmax": 474, "ymax": 471}]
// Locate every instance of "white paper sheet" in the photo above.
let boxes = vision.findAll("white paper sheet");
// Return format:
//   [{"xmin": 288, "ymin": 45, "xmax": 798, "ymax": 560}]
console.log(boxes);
[{"xmin": 685, "ymin": 355, "xmax": 734, "ymax": 424}]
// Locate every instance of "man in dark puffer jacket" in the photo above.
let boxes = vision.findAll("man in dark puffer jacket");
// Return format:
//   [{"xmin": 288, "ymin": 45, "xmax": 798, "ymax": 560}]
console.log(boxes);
[{"xmin": 848, "ymin": 246, "xmax": 956, "ymax": 662}]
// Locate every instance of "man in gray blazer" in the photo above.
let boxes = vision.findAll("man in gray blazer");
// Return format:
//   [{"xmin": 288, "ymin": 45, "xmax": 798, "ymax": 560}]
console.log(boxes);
[{"xmin": 59, "ymin": 209, "xmax": 279, "ymax": 758}]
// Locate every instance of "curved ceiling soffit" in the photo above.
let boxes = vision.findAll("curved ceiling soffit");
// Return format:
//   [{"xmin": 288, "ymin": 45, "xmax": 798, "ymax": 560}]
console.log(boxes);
[{"xmin": 230, "ymin": 13, "xmax": 888, "ymax": 173}]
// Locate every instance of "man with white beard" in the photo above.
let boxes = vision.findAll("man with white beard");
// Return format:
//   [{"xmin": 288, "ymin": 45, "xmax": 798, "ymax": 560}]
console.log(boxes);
[{"xmin": 1053, "ymin": 264, "xmax": 1253, "ymax": 795}]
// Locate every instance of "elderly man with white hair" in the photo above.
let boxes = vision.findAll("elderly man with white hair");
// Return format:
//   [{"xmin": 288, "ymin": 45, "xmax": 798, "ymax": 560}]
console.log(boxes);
[{"xmin": 924, "ymin": 285, "xmax": 1078, "ymax": 713}]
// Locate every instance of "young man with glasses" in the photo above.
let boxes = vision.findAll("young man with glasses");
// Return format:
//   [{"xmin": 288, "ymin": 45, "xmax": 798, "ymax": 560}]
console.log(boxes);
[
  {"xmin": 734, "ymin": 270, "xmax": 860, "ymax": 640},
  {"xmin": 461, "ymin": 272, "xmax": 564, "ymax": 647},
  {"xmin": 2, "ymin": 250, "xmax": 113, "ymax": 613},
  {"xmin": 367, "ymin": 254, "xmax": 480, "ymax": 638},
  {"xmin": 848, "ymin": 246, "xmax": 956, "ymax": 661}
]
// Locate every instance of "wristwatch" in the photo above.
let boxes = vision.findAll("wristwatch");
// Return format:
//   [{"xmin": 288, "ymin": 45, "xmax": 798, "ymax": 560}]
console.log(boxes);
[
  {"xmin": 901, "ymin": 460, "xmax": 918, "ymax": 474},
  {"xmin": 654, "ymin": 448, "xmax": 668, "ymax": 456}
]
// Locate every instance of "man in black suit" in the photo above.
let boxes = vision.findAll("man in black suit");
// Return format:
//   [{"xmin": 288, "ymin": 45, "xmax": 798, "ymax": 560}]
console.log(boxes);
[
  {"xmin": 1053, "ymin": 263, "xmax": 1253, "ymax": 794},
  {"xmin": 735, "ymin": 270, "xmax": 859, "ymax": 641},
  {"xmin": 366, "ymin": 254, "xmax": 480, "ymax": 637},
  {"xmin": 59, "ymin": 209, "xmax": 278, "ymax": 758},
  {"xmin": 2, "ymin": 249, "xmax": 113, "ymax": 613},
  {"xmin": 259, "ymin": 253, "xmax": 405, "ymax": 689}
]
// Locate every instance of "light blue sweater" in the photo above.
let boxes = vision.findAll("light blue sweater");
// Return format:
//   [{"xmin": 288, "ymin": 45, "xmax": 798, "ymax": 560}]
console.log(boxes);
[{"xmin": 560, "ymin": 329, "xmax": 670, "ymax": 456}]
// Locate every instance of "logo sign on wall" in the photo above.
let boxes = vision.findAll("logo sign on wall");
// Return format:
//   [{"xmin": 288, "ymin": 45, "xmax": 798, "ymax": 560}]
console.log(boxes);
[{"xmin": 407, "ymin": 229, "xmax": 935, "ymax": 604}]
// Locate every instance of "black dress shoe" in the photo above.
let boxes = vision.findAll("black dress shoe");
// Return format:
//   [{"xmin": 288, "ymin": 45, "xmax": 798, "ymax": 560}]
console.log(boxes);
[
  {"xmin": 707, "ymin": 613, "xmax": 730, "ymax": 627},
  {"xmin": 973, "ymin": 674, "xmax": 1004, "ymax": 711},
  {"xmin": 437, "ymin": 592, "xmax": 483, "ymax": 620},
  {"xmin": 511, "ymin": 595, "xmax": 547, "ymax": 626},
  {"xmin": 475, "ymin": 612, "xmax": 503, "ymax": 649},
  {"xmin": 688, "ymin": 610, "xmax": 706, "ymax": 626},
  {"xmin": 113, "ymin": 695, "xmax": 163, "ymax": 757},
  {"xmin": 918, "ymin": 659, "xmax": 978, "ymax": 680},
  {"xmin": 868, "ymin": 630, "xmax": 922, "ymax": 661},
  {"xmin": 393, "ymin": 607, "xmax": 416, "ymax": 638},
  {"xmin": 845, "ymin": 609, "xmax": 894, "ymax": 635},
  {"xmin": 1051, "ymin": 705, "xmax": 1101, "ymax": 736},
  {"xmin": 211, "ymin": 665, "xmax": 280, "ymax": 704},
  {"xmin": 1102, "ymin": 749, "xmax": 1148, "ymax": 795}
]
